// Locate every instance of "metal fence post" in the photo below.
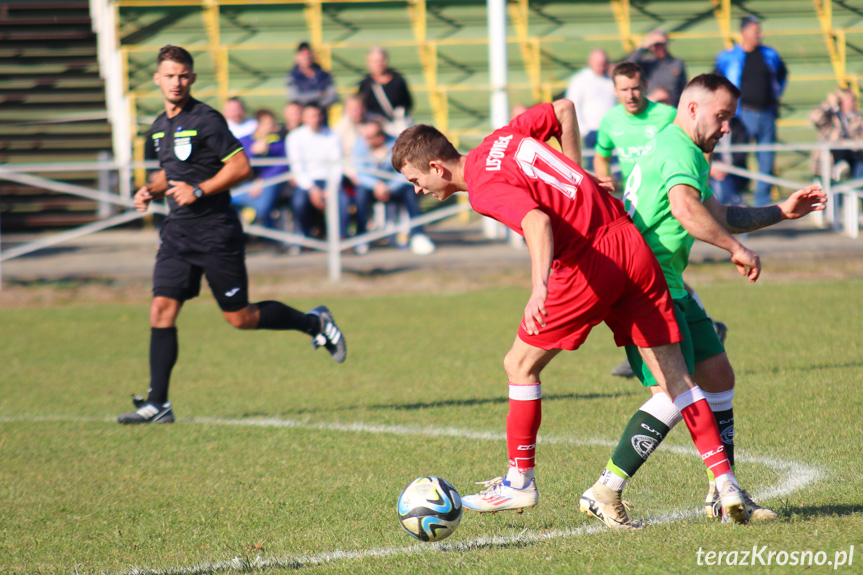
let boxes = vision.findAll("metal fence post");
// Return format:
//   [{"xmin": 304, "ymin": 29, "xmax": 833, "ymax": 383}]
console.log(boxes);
[
  {"xmin": 820, "ymin": 144, "xmax": 836, "ymax": 229},
  {"xmin": 97, "ymin": 151, "xmax": 113, "ymax": 218},
  {"xmin": 325, "ymin": 163, "xmax": 342, "ymax": 282}
]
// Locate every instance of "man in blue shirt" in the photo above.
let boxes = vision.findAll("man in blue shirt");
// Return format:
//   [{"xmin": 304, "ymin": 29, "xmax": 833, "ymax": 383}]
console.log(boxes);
[{"xmin": 715, "ymin": 16, "xmax": 787, "ymax": 206}]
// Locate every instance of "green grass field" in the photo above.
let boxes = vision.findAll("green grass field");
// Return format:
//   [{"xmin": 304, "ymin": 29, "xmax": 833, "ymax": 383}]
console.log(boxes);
[{"xmin": 1, "ymin": 276, "xmax": 862, "ymax": 574}]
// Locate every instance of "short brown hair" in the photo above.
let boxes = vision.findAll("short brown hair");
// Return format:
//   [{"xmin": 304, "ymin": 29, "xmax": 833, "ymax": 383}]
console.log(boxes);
[
  {"xmin": 157, "ymin": 45, "xmax": 194, "ymax": 70},
  {"xmin": 683, "ymin": 73, "xmax": 741, "ymax": 100},
  {"xmin": 612, "ymin": 61, "xmax": 645, "ymax": 85},
  {"xmin": 391, "ymin": 124, "xmax": 460, "ymax": 173}
]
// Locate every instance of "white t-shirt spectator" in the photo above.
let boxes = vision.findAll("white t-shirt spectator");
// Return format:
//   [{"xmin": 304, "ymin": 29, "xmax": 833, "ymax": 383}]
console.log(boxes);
[
  {"xmin": 564, "ymin": 68, "xmax": 617, "ymax": 134},
  {"xmin": 286, "ymin": 124, "xmax": 343, "ymax": 190}
]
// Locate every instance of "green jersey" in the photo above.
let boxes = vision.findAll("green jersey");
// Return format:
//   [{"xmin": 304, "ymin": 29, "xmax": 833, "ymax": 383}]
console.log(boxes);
[
  {"xmin": 595, "ymin": 100, "xmax": 676, "ymax": 181},
  {"xmin": 624, "ymin": 124, "xmax": 713, "ymax": 300}
]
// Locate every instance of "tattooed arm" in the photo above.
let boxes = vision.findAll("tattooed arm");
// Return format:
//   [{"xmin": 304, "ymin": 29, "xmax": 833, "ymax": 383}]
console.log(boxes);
[{"xmin": 706, "ymin": 184, "xmax": 827, "ymax": 234}]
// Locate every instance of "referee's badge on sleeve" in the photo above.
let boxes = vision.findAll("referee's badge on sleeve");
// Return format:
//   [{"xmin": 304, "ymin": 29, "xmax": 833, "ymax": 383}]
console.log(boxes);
[{"xmin": 174, "ymin": 127, "xmax": 197, "ymax": 161}]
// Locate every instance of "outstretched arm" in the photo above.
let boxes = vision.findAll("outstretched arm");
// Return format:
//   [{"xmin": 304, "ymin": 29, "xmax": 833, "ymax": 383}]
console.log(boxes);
[
  {"xmin": 669, "ymin": 183, "xmax": 761, "ymax": 282},
  {"xmin": 711, "ymin": 184, "xmax": 826, "ymax": 234},
  {"xmin": 552, "ymin": 99, "xmax": 582, "ymax": 166},
  {"xmin": 521, "ymin": 208, "xmax": 554, "ymax": 335}
]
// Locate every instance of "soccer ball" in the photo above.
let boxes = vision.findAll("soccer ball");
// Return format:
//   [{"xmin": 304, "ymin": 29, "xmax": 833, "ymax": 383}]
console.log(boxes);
[{"xmin": 397, "ymin": 476, "xmax": 463, "ymax": 542}]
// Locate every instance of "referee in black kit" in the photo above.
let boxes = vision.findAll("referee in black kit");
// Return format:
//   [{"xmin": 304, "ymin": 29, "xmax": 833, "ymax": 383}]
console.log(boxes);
[{"xmin": 118, "ymin": 45, "xmax": 346, "ymax": 424}]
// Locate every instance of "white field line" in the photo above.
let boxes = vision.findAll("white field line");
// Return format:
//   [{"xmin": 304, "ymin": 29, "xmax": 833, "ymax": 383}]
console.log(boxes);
[{"xmin": 0, "ymin": 415, "xmax": 826, "ymax": 575}]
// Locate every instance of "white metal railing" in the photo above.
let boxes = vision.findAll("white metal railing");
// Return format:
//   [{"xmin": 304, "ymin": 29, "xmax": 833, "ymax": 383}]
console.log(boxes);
[
  {"xmin": 1, "ymin": 141, "xmax": 862, "ymax": 287},
  {"xmin": 0, "ymin": 157, "xmax": 472, "ymax": 285}
]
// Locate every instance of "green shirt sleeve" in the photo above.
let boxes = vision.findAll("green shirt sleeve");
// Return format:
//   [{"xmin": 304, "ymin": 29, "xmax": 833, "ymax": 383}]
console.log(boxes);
[
  {"xmin": 662, "ymin": 148, "xmax": 711, "ymax": 201},
  {"xmin": 595, "ymin": 114, "xmax": 614, "ymax": 157}
]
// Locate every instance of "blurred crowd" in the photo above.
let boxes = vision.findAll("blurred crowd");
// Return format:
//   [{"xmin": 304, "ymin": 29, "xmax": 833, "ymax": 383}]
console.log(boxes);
[
  {"xmin": 561, "ymin": 15, "xmax": 859, "ymax": 206},
  {"xmin": 225, "ymin": 42, "xmax": 433, "ymax": 256},
  {"xmin": 224, "ymin": 18, "xmax": 861, "ymax": 253}
]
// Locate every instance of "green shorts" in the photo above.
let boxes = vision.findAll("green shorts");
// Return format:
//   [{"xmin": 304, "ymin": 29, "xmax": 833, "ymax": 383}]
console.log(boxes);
[{"xmin": 625, "ymin": 294, "xmax": 725, "ymax": 387}]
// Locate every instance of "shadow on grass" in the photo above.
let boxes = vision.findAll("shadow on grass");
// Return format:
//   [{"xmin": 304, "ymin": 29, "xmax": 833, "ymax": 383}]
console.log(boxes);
[
  {"xmin": 738, "ymin": 360, "xmax": 863, "ymax": 376},
  {"xmin": 344, "ymin": 265, "xmax": 420, "ymax": 278},
  {"xmin": 370, "ymin": 389, "xmax": 640, "ymax": 411},
  {"xmin": 242, "ymin": 389, "xmax": 639, "ymax": 417},
  {"xmin": 787, "ymin": 503, "xmax": 863, "ymax": 519},
  {"xmin": 4, "ymin": 275, "xmax": 116, "ymax": 289}
]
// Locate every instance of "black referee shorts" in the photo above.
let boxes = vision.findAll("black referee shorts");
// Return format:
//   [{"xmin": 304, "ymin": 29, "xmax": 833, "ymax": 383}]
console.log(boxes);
[{"xmin": 152, "ymin": 213, "xmax": 249, "ymax": 312}]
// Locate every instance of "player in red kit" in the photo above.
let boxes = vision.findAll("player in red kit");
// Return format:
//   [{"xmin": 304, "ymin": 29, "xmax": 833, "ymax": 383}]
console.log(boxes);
[{"xmin": 392, "ymin": 100, "xmax": 751, "ymax": 527}]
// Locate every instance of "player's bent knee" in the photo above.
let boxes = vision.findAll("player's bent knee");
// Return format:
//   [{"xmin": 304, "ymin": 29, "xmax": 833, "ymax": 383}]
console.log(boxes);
[
  {"xmin": 223, "ymin": 308, "xmax": 256, "ymax": 330},
  {"xmin": 150, "ymin": 297, "xmax": 180, "ymax": 327}
]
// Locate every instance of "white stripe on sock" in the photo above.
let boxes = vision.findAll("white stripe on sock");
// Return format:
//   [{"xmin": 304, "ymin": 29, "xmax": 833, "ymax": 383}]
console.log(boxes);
[
  {"xmin": 639, "ymin": 392, "xmax": 682, "ymax": 427},
  {"xmin": 703, "ymin": 389, "xmax": 734, "ymax": 412},
  {"xmin": 672, "ymin": 386, "xmax": 706, "ymax": 411},
  {"xmin": 509, "ymin": 383, "xmax": 541, "ymax": 401}
]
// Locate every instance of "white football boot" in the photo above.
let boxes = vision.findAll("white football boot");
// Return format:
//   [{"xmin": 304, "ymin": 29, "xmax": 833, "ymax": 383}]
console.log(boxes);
[
  {"xmin": 717, "ymin": 481, "xmax": 750, "ymax": 524},
  {"xmin": 462, "ymin": 476, "xmax": 538, "ymax": 514},
  {"xmin": 579, "ymin": 482, "xmax": 644, "ymax": 530},
  {"xmin": 708, "ymin": 485, "xmax": 777, "ymax": 522}
]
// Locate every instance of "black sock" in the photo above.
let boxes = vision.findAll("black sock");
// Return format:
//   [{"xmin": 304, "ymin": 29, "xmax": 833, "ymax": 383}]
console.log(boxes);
[
  {"xmin": 713, "ymin": 408, "xmax": 735, "ymax": 467},
  {"xmin": 147, "ymin": 327, "xmax": 177, "ymax": 405},
  {"xmin": 255, "ymin": 301, "xmax": 319, "ymax": 334}
]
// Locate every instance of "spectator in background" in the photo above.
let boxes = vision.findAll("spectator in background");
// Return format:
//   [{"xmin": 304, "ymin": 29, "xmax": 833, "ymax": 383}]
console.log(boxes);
[
  {"xmin": 231, "ymin": 109, "xmax": 288, "ymax": 231},
  {"xmin": 351, "ymin": 119, "xmax": 434, "ymax": 256},
  {"xmin": 715, "ymin": 16, "xmax": 787, "ymax": 206},
  {"xmin": 287, "ymin": 42, "xmax": 339, "ymax": 118},
  {"xmin": 278, "ymin": 102, "xmax": 304, "ymax": 140},
  {"xmin": 625, "ymin": 30, "xmax": 687, "ymax": 106},
  {"xmin": 224, "ymin": 97, "xmax": 257, "ymax": 140},
  {"xmin": 335, "ymin": 94, "xmax": 370, "ymax": 169},
  {"xmin": 648, "ymin": 86, "xmax": 673, "ymax": 106},
  {"xmin": 810, "ymin": 88, "xmax": 863, "ymax": 181},
  {"xmin": 287, "ymin": 105, "xmax": 349, "ymax": 247},
  {"xmin": 358, "ymin": 46, "xmax": 414, "ymax": 136},
  {"xmin": 564, "ymin": 49, "xmax": 617, "ymax": 171}
]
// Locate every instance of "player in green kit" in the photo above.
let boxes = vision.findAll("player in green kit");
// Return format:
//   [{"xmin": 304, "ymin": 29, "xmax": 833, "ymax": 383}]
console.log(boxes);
[
  {"xmin": 596, "ymin": 62, "xmax": 726, "ymax": 379},
  {"xmin": 593, "ymin": 62, "xmax": 676, "ymax": 184},
  {"xmin": 581, "ymin": 74, "xmax": 826, "ymax": 527}
]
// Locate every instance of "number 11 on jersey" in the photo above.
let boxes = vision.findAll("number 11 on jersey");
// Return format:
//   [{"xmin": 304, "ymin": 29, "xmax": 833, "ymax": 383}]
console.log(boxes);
[{"xmin": 515, "ymin": 138, "xmax": 583, "ymax": 200}]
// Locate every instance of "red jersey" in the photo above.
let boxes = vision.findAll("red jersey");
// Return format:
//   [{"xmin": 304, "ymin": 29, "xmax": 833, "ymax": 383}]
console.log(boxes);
[{"xmin": 464, "ymin": 103, "xmax": 627, "ymax": 259}]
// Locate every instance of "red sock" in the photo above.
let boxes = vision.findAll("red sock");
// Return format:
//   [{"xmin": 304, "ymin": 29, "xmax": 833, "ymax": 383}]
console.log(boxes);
[
  {"xmin": 507, "ymin": 383, "xmax": 542, "ymax": 471},
  {"xmin": 674, "ymin": 388, "xmax": 733, "ymax": 478}
]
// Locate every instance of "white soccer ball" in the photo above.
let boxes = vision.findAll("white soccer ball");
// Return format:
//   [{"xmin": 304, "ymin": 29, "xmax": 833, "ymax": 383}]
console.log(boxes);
[{"xmin": 397, "ymin": 476, "xmax": 463, "ymax": 542}]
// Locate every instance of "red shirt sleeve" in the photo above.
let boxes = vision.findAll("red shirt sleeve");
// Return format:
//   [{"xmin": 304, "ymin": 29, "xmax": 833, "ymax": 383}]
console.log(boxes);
[{"xmin": 506, "ymin": 103, "xmax": 562, "ymax": 143}]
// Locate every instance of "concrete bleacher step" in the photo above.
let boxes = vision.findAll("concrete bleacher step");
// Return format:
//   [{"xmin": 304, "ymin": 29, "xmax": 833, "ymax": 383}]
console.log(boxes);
[{"xmin": 0, "ymin": 0, "xmax": 112, "ymax": 232}]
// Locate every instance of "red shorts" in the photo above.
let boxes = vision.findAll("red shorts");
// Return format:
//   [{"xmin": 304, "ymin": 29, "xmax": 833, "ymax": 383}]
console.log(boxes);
[{"xmin": 517, "ymin": 217, "xmax": 681, "ymax": 351}]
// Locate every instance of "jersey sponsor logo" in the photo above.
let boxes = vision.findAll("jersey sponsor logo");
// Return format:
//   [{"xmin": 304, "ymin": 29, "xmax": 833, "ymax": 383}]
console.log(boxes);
[
  {"xmin": 616, "ymin": 140, "xmax": 656, "ymax": 160},
  {"xmin": 631, "ymin": 434, "xmax": 659, "ymax": 459},
  {"xmin": 174, "ymin": 126, "xmax": 193, "ymax": 161},
  {"xmin": 225, "ymin": 287, "xmax": 241, "ymax": 297},
  {"xmin": 485, "ymin": 134, "xmax": 513, "ymax": 171}
]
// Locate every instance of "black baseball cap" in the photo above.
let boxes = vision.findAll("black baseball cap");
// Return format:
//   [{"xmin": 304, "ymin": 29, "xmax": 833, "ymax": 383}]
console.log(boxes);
[
  {"xmin": 297, "ymin": 41, "xmax": 311, "ymax": 52},
  {"xmin": 740, "ymin": 15, "xmax": 759, "ymax": 29}
]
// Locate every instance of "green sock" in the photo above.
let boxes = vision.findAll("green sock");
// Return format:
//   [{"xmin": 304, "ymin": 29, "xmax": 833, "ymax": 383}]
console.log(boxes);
[{"xmin": 608, "ymin": 410, "xmax": 671, "ymax": 481}]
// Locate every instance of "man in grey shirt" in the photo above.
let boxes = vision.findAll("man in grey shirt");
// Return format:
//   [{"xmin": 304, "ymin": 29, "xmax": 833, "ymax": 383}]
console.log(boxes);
[{"xmin": 625, "ymin": 30, "xmax": 687, "ymax": 106}]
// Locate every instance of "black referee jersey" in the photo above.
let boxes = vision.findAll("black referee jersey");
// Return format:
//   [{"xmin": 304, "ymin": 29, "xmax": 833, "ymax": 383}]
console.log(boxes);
[{"xmin": 149, "ymin": 98, "xmax": 244, "ymax": 220}]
